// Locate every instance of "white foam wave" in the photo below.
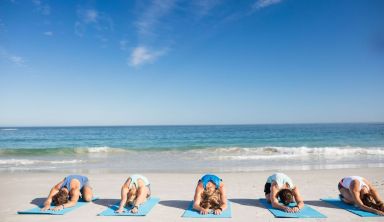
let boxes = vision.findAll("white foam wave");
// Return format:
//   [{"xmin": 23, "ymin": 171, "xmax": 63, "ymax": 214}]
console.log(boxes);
[
  {"xmin": 184, "ymin": 146, "xmax": 384, "ymax": 160},
  {"xmin": 0, "ymin": 159, "xmax": 85, "ymax": 166},
  {"xmin": 0, "ymin": 159, "xmax": 38, "ymax": 165},
  {"xmin": 50, "ymin": 160, "xmax": 84, "ymax": 164},
  {"xmin": 74, "ymin": 146, "xmax": 128, "ymax": 153},
  {"xmin": 1, "ymin": 128, "xmax": 17, "ymax": 131}
]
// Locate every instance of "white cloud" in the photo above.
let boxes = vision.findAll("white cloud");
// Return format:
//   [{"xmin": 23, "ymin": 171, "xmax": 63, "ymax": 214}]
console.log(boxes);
[
  {"xmin": 83, "ymin": 9, "xmax": 98, "ymax": 23},
  {"xmin": 75, "ymin": 8, "xmax": 113, "ymax": 37},
  {"xmin": 253, "ymin": 0, "xmax": 283, "ymax": 10},
  {"xmin": 129, "ymin": 46, "xmax": 166, "ymax": 67},
  {"xmin": 135, "ymin": 0, "xmax": 176, "ymax": 36},
  {"xmin": 0, "ymin": 48, "xmax": 25, "ymax": 66},
  {"xmin": 193, "ymin": 0, "xmax": 221, "ymax": 17},
  {"xmin": 44, "ymin": 31, "xmax": 53, "ymax": 36}
]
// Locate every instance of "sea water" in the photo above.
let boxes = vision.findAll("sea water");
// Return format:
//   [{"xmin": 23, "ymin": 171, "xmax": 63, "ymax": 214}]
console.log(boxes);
[{"xmin": 0, "ymin": 123, "xmax": 383, "ymax": 172}]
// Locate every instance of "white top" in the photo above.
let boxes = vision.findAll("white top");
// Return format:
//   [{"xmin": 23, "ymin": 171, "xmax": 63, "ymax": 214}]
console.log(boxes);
[
  {"xmin": 267, "ymin": 173, "xmax": 295, "ymax": 189},
  {"xmin": 341, "ymin": 176, "xmax": 369, "ymax": 191},
  {"xmin": 128, "ymin": 174, "xmax": 150, "ymax": 189}
]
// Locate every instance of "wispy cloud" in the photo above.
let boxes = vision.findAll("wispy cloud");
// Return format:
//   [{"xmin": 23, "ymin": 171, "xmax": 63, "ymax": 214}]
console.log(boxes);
[
  {"xmin": 135, "ymin": 0, "xmax": 176, "ymax": 37},
  {"xmin": 32, "ymin": 0, "xmax": 51, "ymax": 15},
  {"xmin": 75, "ymin": 8, "xmax": 114, "ymax": 37},
  {"xmin": 193, "ymin": 0, "xmax": 222, "ymax": 17},
  {"xmin": 43, "ymin": 31, "xmax": 53, "ymax": 36},
  {"xmin": 252, "ymin": 0, "xmax": 283, "ymax": 10},
  {"xmin": 128, "ymin": 46, "xmax": 167, "ymax": 67},
  {"xmin": 0, "ymin": 48, "xmax": 25, "ymax": 66}
]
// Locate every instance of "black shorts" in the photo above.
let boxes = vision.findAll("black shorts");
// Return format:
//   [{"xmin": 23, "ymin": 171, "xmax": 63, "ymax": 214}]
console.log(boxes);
[{"xmin": 264, "ymin": 183, "xmax": 271, "ymax": 195}]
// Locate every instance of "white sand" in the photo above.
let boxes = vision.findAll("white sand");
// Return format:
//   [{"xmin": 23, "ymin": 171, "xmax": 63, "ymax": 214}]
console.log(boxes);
[{"xmin": 1, "ymin": 168, "xmax": 384, "ymax": 222}]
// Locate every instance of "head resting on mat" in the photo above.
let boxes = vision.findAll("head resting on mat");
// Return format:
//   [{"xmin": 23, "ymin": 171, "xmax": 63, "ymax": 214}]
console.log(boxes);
[
  {"xmin": 278, "ymin": 189, "xmax": 294, "ymax": 205},
  {"xmin": 52, "ymin": 189, "xmax": 69, "ymax": 206}
]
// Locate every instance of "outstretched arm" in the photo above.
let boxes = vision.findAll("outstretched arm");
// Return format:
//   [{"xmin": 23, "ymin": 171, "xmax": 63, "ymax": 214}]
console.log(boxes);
[
  {"xmin": 270, "ymin": 183, "xmax": 289, "ymax": 212},
  {"xmin": 116, "ymin": 178, "xmax": 131, "ymax": 213},
  {"xmin": 193, "ymin": 183, "xmax": 209, "ymax": 214},
  {"xmin": 292, "ymin": 186, "xmax": 304, "ymax": 212},
  {"xmin": 367, "ymin": 180, "xmax": 383, "ymax": 206},
  {"xmin": 42, "ymin": 180, "xmax": 64, "ymax": 211},
  {"xmin": 351, "ymin": 182, "xmax": 384, "ymax": 215},
  {"xmin": 130, "ymin": 179, "xmax": 150, "ymax": 213},
  {"xmin": 214, "ymin": 183, "xmax": 227, "ymax": 215}
]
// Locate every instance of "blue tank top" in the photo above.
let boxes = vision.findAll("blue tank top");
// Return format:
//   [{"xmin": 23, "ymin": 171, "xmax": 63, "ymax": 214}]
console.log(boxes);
[
  {"xmin": 60, "ymin": 175, "xmax": 88, "ymax": 191},
  {"xmin": 201, "ymin": 174, "xmax": 221, "ymax": 189}
]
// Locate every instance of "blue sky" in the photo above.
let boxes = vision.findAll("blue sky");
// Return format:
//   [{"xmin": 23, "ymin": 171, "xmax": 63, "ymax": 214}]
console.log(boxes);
[{"xmin": 0, "ymin": 0, "xmax": 383, "ymax": 126}]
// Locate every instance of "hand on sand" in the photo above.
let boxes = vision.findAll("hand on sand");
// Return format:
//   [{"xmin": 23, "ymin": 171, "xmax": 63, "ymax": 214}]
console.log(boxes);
[{"xmin": 115, "ymin": 208, "xmax": 125, "ymax": 213}]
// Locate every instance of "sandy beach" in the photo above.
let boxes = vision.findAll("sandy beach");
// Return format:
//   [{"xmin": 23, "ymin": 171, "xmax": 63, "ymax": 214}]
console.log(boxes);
[{"xmin": 1, "ymin": 167, "xmax": 383, "ymax": 222}]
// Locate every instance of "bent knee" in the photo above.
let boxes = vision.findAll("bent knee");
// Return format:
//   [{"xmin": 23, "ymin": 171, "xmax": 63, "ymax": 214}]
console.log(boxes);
[{"xmin": 83, "ymin": 195, "xmax": 93, "ymax": 202}]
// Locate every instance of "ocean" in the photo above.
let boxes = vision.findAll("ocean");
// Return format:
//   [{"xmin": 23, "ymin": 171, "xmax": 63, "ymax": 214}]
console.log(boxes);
[{"xmin": 0, "ymin": 123, "xmax": 383, "ymax": 172}]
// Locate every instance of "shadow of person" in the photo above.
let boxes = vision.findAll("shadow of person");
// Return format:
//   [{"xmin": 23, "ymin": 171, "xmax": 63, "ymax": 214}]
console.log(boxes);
[
  {"xmin": 93, "ymin": 198, "xmax": 120, "ymax": 207},
  {"xmin": 229, "ymin": 198, "xmax": 264, "ymax": 209},
  {"xmin": 159, "ymin": 200, "xmax": 191, "ymax": 210},
  {"xmin": 305, "ymin": 200, "xmax": 341, "ymax": 209},
  {"xmin": 30, "ymin": 198, "xmax": 46, "ymax": 207}
]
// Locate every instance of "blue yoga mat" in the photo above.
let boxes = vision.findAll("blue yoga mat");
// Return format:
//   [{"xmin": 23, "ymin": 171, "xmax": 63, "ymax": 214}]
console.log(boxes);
[
  {"xmin": 259, "ymin": 198, "xmax": 326, "ymax": 218},
  {"xmin": 18, "ymin": 197, "xmax": 98, "ymax": 215},
  {"xmin": 182, "ymin": 201, "xmax": 232, "ymax": 218},
  {"xmin": 321, "ymin": 198, "xmax": 382, "ymax": 217},
  {"xmin": 98, "ymin": 197, "xmax": 160, "ymax": 216}
]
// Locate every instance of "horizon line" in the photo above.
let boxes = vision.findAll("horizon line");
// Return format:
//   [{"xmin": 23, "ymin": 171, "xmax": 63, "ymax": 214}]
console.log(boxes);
[{"xmin": 1, "ymin": 121, "xmax": 383, "ymax": 128}]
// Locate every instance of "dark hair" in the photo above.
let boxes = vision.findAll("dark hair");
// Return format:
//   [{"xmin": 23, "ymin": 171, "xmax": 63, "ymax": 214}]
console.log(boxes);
[
  {"xmin": 278, "ymin": 189, "xmax": 294, "ymax": 205},
  {"xmin": 200, "ymin": 189, "xmax": 221, "ymax": 210},
  {"xmin": 52, "ymin": 189, "xmax": 69, "ymax": 206},
  {"xmin": 362, "ymin": 193, "xmax": 383, "ymax": 211}
]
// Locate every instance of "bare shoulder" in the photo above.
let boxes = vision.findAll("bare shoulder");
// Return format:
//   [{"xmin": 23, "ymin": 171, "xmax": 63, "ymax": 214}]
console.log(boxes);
[
  {"xmin": 70, "ymin": 178, "xmax": 81, "ymax": 189},
  {"xmin": 350, "ymin": 179, "xmax": 360, "ymax": 191}
]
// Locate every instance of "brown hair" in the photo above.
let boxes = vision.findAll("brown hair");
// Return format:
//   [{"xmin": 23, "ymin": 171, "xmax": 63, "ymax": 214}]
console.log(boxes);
[
  {"xmin": 52, "ymin": 189, "xmax": 69, "ymax": 206},
  {"xmin": 200, "ymin": 189, "xmax": 221, "ymax": 210},
  {"xmin": 126, "ymin": 189, "xmax": 137, "ymax": 206},
  {"xmin": 278, "ymin": 189, "xmax": 294, "ymax": 205},
  {"xmin": 362, "ymin": 193, "xmax": 384, "ymax": 211}
]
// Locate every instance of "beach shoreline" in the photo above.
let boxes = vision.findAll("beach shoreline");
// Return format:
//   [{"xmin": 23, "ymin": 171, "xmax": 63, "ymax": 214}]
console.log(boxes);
[{"xmin": 1, "ymin": 167, "xmax": 383, "ymax": 222}]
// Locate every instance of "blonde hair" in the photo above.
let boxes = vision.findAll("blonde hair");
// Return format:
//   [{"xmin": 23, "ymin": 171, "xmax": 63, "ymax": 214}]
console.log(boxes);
[{"xmin": 200, "ymin": 189, "xmax": 221, "ymax": 210}]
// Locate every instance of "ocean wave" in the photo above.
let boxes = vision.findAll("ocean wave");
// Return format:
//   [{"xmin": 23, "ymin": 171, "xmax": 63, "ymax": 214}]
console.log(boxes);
[
  {"xmin": 0, "ymin": 128, "xmax": 17, "ymax": 131},
  {"xmin": 0, "ymin": 146, "xmax": 384, "ymax": 157},
  {"xmin": 73, "ymin": 146, "xmax": 128, "ymax": 153},
  {"xmin": 0, "ymin": 146, "xmax": 130, "ymax": 155},
  {"xmin": 183, "ymin": 146, "xmax": 384, "ymax": 161},
  {"xmin": 0, "ymin": 158, "xmax": 85, "ymax": 166}
]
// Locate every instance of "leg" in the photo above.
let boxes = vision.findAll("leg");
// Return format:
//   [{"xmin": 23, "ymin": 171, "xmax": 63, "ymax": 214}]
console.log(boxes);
[
  {"xmin": 135, "ymin": 186, "xmax": 150, "ymax": 205},
  {"xmin": 81, "ymin": 185, "xmax": 93, "ymax": 202},
  {"xmin": 339, "ymin": 187, "xmax": 353, "ymax": 204},
  {"xmin": 264, "ymin": 182, "xmax": 272, "ymax": 203},
  {"xmin": 266, "ymin": 194, "xmax": 271, "ymax": 203}
]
